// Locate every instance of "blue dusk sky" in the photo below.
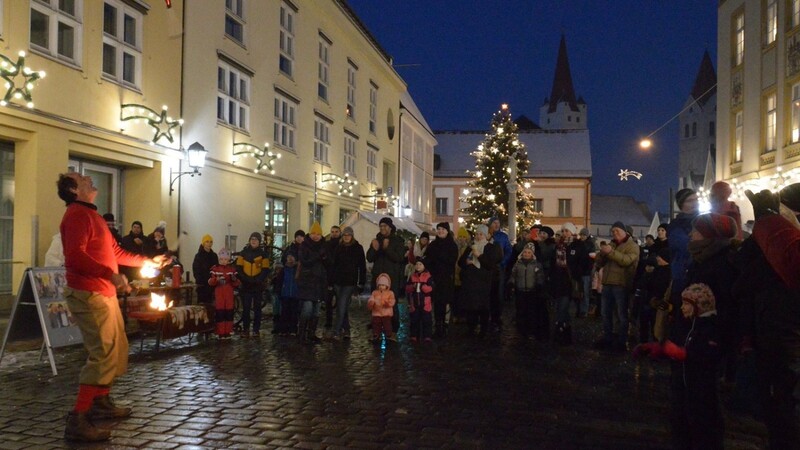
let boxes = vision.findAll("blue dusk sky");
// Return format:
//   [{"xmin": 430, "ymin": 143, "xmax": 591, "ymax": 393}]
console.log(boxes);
[{"xmin": 347, "ymin": 1, "xmax": 719, "ymax": 214}]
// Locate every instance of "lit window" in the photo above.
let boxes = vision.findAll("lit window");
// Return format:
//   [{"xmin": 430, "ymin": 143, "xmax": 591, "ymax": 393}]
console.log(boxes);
[
  {"xmin": 347, "ymin": 61, "xmax": 357, "ymax": 119},
  {"xmin": 344, "ymin": 134, "xmax": 357, "ymax": 176},
  {"xmin": 217, "ymin": 62, "xmax": 250, "ymax": 130},
  {"xmin": 314, "ymin": 118, "xmax": 330, "ymax": 163},
  {"xmin": 30, "ymin": 0, "xmax": 83, "ymax": 65},
  {"xmin": 225, "ymin": 0, "xmax": 245, "ymax": 44},
  {"xmin": 734, "ymin": 13, "xmax": 744, "ymax": 66},
  {"xmin": 102, "ymin": 1, "xmax": 141, "ymax": 87},
  {"xmin": 532, "ymin": 198, "xmax": 543, "ymax": 212},
  {"xmin": 734, "ymin": 111, "xmax": 743, "ymax": 162},
  {"xmin": 369, "ymin": 82, "xmax": 378, "ymax": 134},
  {"xmin": 766, "ymin": 0, "xmax": 777, "ymax": 45},
  {"xmin": 274, "ymin": 94, "xmax": 297, "ymax": 150},
  {"xmin": 367, "ymin": 146, "xmax": 377, "ymax": 183},
  {"xmin": 794, "ymin": 0, "xmax": 800, "ymax": 29},
  {"xmin": 279, "ymin": 2, "xmax": 295, "ymax": 76},
  {"xmin": 318, "ymin": 35, "xmax": 330, "ymax": 101},
  {"xmin": 792, "ymin": 84, "xmax": 800, "ymax": 143},
  {"xmin": 766, "ymin": 93, "xmax": 776, "ymax": 152},
  {"xmin": 435, "ymin": 198, "xmax": 448, "ymax": 215},
  {"xmin": 558, "ymin": 199, "xmax": 572, "ymax": 218}
]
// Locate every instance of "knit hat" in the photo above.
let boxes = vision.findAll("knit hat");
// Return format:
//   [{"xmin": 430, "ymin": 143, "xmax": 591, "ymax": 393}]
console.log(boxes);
[
  {"xmin": 710, "ymin": 181, "xmax": 732, "ymax": 201},
  {"xmin": 201, "ymin": 234, "xmax": 213, "ymax": 244},
  {"xmin": 541, "ymin": 226, "xmax": 555, "ymax": 238},
  {"xmin": 519, "ymin": 243, "xmax": 536, "ymax": 260},
  {"xmin": 562, "ymin": 222, "xmax": 577, "ymax": 235},
  {"xmin": 656, "ymin": 246, "xmax": 672, "ymax": 263},
  {"xmin": 487, "ymin": 217, "xmax": 499, "ymax": 226},
  {"xmin": 675, "ymin": 188, "xmax": 696, "ymax": 209},
  {"xmin": 436, "ymin": 222, "xmax": 451, "ymax": 232},
  {"xmin": 625, "ymin": 225, "xmax": 635, "ymax": 237},
  {"xmin": 420, "ymin": 231, "xmax": 430, "ymax": 240},
  {"xmin": 154, "ymin": 220, "xmax": 166, "ymax": 234},
  {"xmin": 342, "ymin": 226, "xmax": 354, "ymax": 236},
  {"xmin": 102, "ymin": 213, "xmax": 115, "ymax": 222},
  {"xmin": 294, "ymin": 229, "xmax": 306, "ymax": 238},
  {"xmin": 475, "ymin": 224, "xmax": 489, "ymax": 236},
  {"xmin": 781, "ymin": 183, "xmax": 800, "ymax": 212},
  {"xmin": 681, "ymin": 283, "xmax": 716, "ymax": 316},
  {"xmin": 218, "ymin": 247, "xmax": 231, "ymax": 259},
  {"xmin": 611, "ymin": 221, "xmax": 626, "ymax": 233},
  {"xmin": 309, "ymin": 221, "xmax": 323, "ymax": 236},
  {"xmin": 579, "ymin": 227, "xmax": 589, "ymax": 236},
  {"xmin": 414, "ymin": 256, "xmax": 426, "ymax": 267},
  {"xmin": 376, "ymin": 272, "xmax": 391, "ymax": 288},
  {"xmin": 691, "ymin": 213, "xmax": 737, "ymax": 239},
  {"xmin": 379, "ymin": 216, "xmax": 396, "ymax": 232},
  {"xmin": 457, "ymin": 227, "xmax": 470, "ymax": 239},
  {"xmin": 249, "ymin": 232, "xmax": 262, "ymax": 242}
]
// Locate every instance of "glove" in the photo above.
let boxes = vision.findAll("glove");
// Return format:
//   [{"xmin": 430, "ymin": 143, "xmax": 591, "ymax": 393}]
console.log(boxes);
[
  {"xmin": 632, "ymin": 342, "xmax": 663, "ymax": 359},
  {"xmin": 663, "ymin": 340, "xmax": 687, "ymax": 361},
  {"xmin": 746, "ymin": 189, "xmax": 780, "ymax": 220}
]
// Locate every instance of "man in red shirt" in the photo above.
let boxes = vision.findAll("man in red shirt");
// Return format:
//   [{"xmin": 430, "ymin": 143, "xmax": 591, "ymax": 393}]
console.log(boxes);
[{"xmin": 57, "ymin": 172, "xmax": 164, "ymax": 442}]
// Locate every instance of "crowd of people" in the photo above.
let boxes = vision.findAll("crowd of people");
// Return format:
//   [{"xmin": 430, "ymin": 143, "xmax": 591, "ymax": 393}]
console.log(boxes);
[{"xmin": 56, "ymin": 167, "xmax": 800, "ymax": 447}]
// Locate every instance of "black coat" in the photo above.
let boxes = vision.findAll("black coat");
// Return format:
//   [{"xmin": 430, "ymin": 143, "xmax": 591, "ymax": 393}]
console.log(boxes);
[
  {"xmin": 425, "ymin": 234, "xmax": 459, "ymax": 279},
  {"xmin": 457, "ymin": 242, "xmax": 502, "ymax": 311},
  {"xmin": 120, "ymin": 232, "xmax": 145, "ymax": 255},
  {"xmin": 192, "ymin": 246, "xmax": 218, "ymax": 287},
  {"xmin": 330, "ymin": 240, "xmax": 366, "ymax": 287},
  {"xmin": 686, "ymin": 243, "xmax": 739, "ymax": 349},
  {"xmin": 296, "ymin": 237, "xmax": 328, "ymax": 301}
]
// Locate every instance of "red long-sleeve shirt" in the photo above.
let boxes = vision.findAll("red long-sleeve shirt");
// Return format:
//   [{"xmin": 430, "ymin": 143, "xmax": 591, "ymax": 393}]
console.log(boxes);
[
  {"xmin": 753, "ymin": 214, "xmax": 800, "ymax": 290},
  {"xmin": 60, "ymin": 201, "xmax": 145, "ymax": 297}
]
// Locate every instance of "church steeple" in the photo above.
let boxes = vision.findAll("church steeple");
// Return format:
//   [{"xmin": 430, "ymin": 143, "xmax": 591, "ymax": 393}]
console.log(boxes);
[
  {"xmin": 540, "ymin": 35, "xmax": 587, "ymax": 130},
  {"xmin": 548, "ymin": 35, "xmax": 579, "ymax": 113},
  {"xmin": 690, "ymin": 50, "xmax": 717, "ymax": 107}
]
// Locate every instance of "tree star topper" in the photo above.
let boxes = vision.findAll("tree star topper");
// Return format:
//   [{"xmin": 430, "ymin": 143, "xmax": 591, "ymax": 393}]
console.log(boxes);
[
  {"xmin": 233, "ymin": 142, "xmax": 282, "ymax": 175},
  {"xmin": 618, "ymin": 169, "xmax": 643, "ymax": 181},
  {"xmin": 0, "ymin": 51, "xmax": 46, "ymax": 108},
  {"xmin": 121, "ymin": 103, "xmax": 184, "ymax": 144}
]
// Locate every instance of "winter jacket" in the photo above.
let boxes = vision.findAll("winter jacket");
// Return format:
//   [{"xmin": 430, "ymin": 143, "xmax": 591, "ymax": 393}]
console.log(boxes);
[
  {"xmin": 274, "ymin": 265, "xmax": 298, "ymax": 299},
  {"xmin": 425, "ymin": 234, "xmax": 459, "ymax": 279},
  {"xmin": 368, "ymin": 276, "xmax": 396, "ymax": 318},
  {"xmin": 566, "ymin": 238, "xmax": 590, "ymax": 279},
  {"xmin": 281, "ymin": 241, "xmax": 302, "ymax": 265},
  {"xmin": 537, "ymin": 238, "xmax": 556, "ymax": 275},
  {"xmin": 192, "ymin": 246, "xmax": 218, "ymax": 288},
  {"xmin": 509, "ymin": 258, "xmax": 544, "ymax": 292},
  {"xmin": 668, "ymin": 211, "xmax": 697, "ymax": 296},
  {"xmin": 669, "ymin": 315, "xmax": 722, "ymax": 412},
  {"xmin": 208, "ymin": 264, "xmax": 239, "ymax": 308},
  {"xmin": 236, "ymin": 244, "xmax": 270, "ymax": 292},
  {"xmin": 457, "ymin": 241, "xmax": 502, "ymax": 311},
  {"xmin": 120, "ymin": 231, "xmax": 145, "ymax": 255},
  {"xmin": 492, "ymin": 230, "xmax": 513, "ymax": 268},
  {"xmin": 549, "ymin": 239, "xmax": 573, "ymax": 298},
  {"xmin": 366, "ymin": 231, "xmax": 406, "ymax": 293},
  {"xmin": 595, "ymin": 235, "xmax": 639, "ymax": 289},
  {"xmin": 752, "ymin": 213, "xmax": 800, "ymax": 290},
  {"xmin": 406, "ymin": 270, "xmax": 434, "ymax": 313},
  {"xmin": 296, "ymin": 236, "xmax": 328, "ymax": 301},
  {"xmin": 646, "ymin": 264, "xmax": 672, "ymax": 305},
  {"xmin": 324, "ymin": 235, "xmax": 341, "ymax": 284},
  {"xmin": 330, "ymin": 239, "xmax": 367, "ymax": 287},
  {"xmin": 143, "ymin": 233, "xmax": 168, "ymax": 258},
  {"xmin": 686, "ymin": 241, "xmax": 739, "ymax": 344}
]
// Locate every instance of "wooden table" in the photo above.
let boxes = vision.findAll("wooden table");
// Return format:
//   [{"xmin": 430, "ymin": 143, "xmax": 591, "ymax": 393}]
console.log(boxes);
[{"xmin": 128, "ymin": 305, "xmax": 213, "ymax": 351}]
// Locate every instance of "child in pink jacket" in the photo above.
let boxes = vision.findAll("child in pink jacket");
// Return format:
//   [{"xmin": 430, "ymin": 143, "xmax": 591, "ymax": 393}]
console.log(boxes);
[{"xmin": 367, "ymin": 273, "xmax": 396, "ymax": 342}]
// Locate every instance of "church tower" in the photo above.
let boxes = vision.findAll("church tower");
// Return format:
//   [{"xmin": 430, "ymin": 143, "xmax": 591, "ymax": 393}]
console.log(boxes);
[
  {"xmin": 540, "ymin": 35, "xmax": 587, "ymax": 130},
  {"xmin": 678, "ymin": 50, "xmax": 717, "ymax": 190}
]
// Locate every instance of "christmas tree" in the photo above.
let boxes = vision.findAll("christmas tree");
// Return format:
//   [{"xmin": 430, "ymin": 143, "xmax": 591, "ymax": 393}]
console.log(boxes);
[{"xmin": 460, "ymin": 104, "xmax": 538, "ymax": 229}]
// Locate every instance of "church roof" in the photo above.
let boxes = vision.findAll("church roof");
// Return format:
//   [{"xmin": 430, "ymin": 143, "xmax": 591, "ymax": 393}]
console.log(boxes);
[
  {"xmin": 690, "ymin": 50, "xmax": 717, "ymax": 107},
  {"xmin": 590, "ymin": 195, "xmax": 653, "ymax": 227},
  {"xmin": 515, "ymin": 115, "xmax": 541, "ymax": 130},
  {"xmin": 547, "ymin": 35, "xmax": 580, "ymax": 113},
  {"xmin": 433, "ymin": 129, "xmax": 591, "ymax": 178}
]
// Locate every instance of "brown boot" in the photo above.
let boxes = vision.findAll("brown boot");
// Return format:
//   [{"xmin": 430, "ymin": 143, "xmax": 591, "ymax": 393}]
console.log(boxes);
[
  {"xmin": 88, "ymin": 395, "xmax": 132, "ymax": 419},
  {"xmin": 64, "ymin": 411, "xmax": 111, "ymax": 442}
]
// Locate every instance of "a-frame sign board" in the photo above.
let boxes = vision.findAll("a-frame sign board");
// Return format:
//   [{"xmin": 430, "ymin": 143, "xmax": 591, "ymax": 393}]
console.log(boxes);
[{"xmin": 0, "ymin": 268, "xmax": 83, "ymax": 375}]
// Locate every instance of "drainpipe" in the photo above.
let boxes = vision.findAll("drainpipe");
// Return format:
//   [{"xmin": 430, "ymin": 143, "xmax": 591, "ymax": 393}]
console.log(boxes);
[{"xmin": 176, "ymin": 0, "xmax": 187, "ymax": 259}]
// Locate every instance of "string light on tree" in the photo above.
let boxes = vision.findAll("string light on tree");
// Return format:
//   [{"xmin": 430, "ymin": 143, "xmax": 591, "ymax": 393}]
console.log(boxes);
[
  {"xmin": 460, "ymin": 103, "xmax": 537, "ymax": 229},
  {"xmin": 0, "ymin": 51, "xmax": 46, "ymax": 108}
]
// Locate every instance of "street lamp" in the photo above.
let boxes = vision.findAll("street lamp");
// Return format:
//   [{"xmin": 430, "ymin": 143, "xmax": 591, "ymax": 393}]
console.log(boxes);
[
  {"xmin": 638, "ymin": 83, "xmax": 717, "ymax": 149},
  {"xmin": 169, "ymin": 141, "xmax": 207, "ymax": 195},
  {"xmin": 403, "ymin": 205, "xmax": 412, "ymax": 217}
]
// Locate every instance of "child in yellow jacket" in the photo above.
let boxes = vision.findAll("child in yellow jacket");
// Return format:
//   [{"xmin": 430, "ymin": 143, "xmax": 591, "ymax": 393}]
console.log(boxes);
[{"xmin": 367, "ymin": 273, "xmax": 396, "ymax": 342}]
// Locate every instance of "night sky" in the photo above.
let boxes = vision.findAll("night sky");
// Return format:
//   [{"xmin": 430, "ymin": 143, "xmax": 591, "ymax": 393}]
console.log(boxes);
[{"xmin": 347, "ymin": 1, "xmax": 718, "ymax": 215}]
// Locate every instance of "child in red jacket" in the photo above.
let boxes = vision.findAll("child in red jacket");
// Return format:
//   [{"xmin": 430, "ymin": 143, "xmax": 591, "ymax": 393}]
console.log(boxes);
[
  {"xmin": 208, "ymin": 248, "xmax": 240, "ymax": 339},
  {"xmin": 406, "ymin": 257, "xmax": 434, "ymax": 343},
  {"xmin": 367, "ymin": 273, "xmax": 396, "ymax": 342}
]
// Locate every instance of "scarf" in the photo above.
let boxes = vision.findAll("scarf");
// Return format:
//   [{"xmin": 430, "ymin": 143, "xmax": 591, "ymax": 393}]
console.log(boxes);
[
  {"xmin": 688, "ymin": 238, "xmax": 731, "ymax": 263},
  {"xmin": 471, "ymin": 238, "xmax": 488, "ymax": 269}
]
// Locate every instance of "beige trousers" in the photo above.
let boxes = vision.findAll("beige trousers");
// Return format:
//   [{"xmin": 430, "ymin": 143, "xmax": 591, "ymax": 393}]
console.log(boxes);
[{"xmin": 64, "ymin": 287, "xmax": 128, "ymax": 386}]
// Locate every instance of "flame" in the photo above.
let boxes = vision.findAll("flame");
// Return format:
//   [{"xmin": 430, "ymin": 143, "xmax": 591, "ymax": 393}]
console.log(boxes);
[
  {"xmin": 140, "ymin": 266, "xmax": 158, "ymax": 278},
  {"xmin": 149, "ymin": 293, "xmax": 173, "ymax": 311}
]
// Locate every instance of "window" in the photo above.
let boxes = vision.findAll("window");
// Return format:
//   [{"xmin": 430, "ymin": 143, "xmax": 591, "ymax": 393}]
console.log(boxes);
[
  {"xmin": 692, "ymin": 122, "xmax": 697, "ymax": 137},
  {"xmin": 68, "ymin": 159, "xmax": 121, "ymax": 231},
  {"xmin": 532, "ymin": 198, "xmax": 543, "ymax": 212},
  {"xmin": 346, "ymin": 61, "xmax": 357, "ymax": 119},
  {"xmin": 30, "ymin": 0, "xmax": 82, "ymax": 65},
  {"xmin": 344, "ymin": 135, "xmax": 357, "ymax": 176},
  {"xmin": 734, "ymin": 12, "xmax": 744, "ymax": 66},
  {"xmin": 734, "ymin": 110, "xmax": 743, "ymax": 162},
  {"xmin": 435, "ymin": 198, "xmax": 448, "ymax": 215},
  {"xmin": 225, "ymin": 0, "xmax": 244, "ymax": 44},
  {"xmin": 793, "ymin": 84, "xmax": 800, "ymax": 143},
  {"xmin": 217, "ymin": 62, "xmax": 250, "ymax": 130},
  {"xmin": 558, "ymin": 199, "xmax": 572, "ymax": 218},
  {"xmin": 367, "ymin": 146, "xmax": 377, "ymax": 183},
  {"xmin": 684, "ymin": 124, "xmax": 690, "ymax": 138},
  {"xmin": 318, "ymin": 35, "xmax": 330, "ymax": 101},
  {"xmin": 766, "ymin": 0, "xmax": 777, "ymax": 45},
  {"xmin": 265, "ymin": 196, "xmax": 288, "ymax": 250},
  {"xmin": 766, "ymin": 93, "xmax": 776, "ymax": 152},
  {"xmin": 369, "ymin": 82, "xmax": 378, "ymax": 134},
  {"xmin": 274, "ymin": 94, "xmax": 296, "ymax": 150},
  {"xmin": 0, "ymin": 141, "xmax": 14, "ymax": 294},
  {"xmin": 314, "ymin": 118, "xmax": 329, "ymax": 163},
  {"xmin": 794, "ymin": 0, "xmax": 800, "ymax": 29},
  {"xmin": 709, "ymin": 121, "xmax": 715, "ymax": 137},
  {"xmin": 102, "ymin": 1, "xmax": 141, "ymax": 87},
  {"xmin": 279, "ymin": 2, "xmax": 295, "ymax": 76}
]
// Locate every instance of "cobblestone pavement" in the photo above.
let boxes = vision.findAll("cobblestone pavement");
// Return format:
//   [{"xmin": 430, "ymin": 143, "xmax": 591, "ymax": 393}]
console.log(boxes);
[{"xmin": 0, "ymin": 303, "xmax": 768, "ymax": 449}]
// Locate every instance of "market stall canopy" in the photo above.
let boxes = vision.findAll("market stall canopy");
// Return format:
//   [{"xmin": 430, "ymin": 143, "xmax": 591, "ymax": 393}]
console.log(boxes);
[{"xmin": 340, "ymin": 211, "xmax": 424, "ymax": 247}]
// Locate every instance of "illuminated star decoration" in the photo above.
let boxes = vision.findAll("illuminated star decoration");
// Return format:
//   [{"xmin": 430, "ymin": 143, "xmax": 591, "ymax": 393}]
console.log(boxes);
[
  {"xmin": 617, "ymin": 169, "xmax": 643, "ymax": 181},
  {"xmin": 321, "ymin": 172, "xmax": 357, "ymax": 197},
  {"xmin": 232, "ymin": 142, "xmax": 282, "ymax": 174},
  {"xmin": 0, "ymin": 51, "xmax": 46, "ymax": 108},
  {"xmin": 121, "ymin": 104, "xmax": 183, "ymax": 144}
]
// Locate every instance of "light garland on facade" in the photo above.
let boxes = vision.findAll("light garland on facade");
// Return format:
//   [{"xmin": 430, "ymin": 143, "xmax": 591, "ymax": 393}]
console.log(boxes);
[
  {"xmin": 0, "ymin": 51, "xmax": 46, "ymax": 108},
  {"xmin": 120, "ymin": 103, "xmax": 183, "ymax": 144},
  {"xmin": 321, "ymin": 172, "xmax": 357, "ymax": 196},
  {"xmin": 232, "ymin": 142, "xmax": 281, "ymax": 174},
  {"xmin": 698, "ymin": 165, "xmax": 800, "ymax": 208}
]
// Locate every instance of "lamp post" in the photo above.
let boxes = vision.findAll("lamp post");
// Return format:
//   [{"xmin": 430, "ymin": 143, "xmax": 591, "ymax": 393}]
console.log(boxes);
[
  {"xmin": 169, "ymin": 141, "xmax": 208, "ymax": 195},
  {"xmin": 506, "ymin": 158, "xmax": 518, "ymax": 243}
]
